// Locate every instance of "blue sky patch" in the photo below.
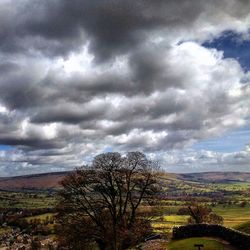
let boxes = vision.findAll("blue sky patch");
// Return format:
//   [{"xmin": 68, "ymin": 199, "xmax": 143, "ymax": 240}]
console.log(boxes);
[
  {"xmin": 193, "ymin": 125, "xmax": 250, "ymax": 153},
  {"xmin": 0, "ymin": 145, "xmax": 13, "ymax": 151},
  {"xmin": 203, "ymin": 30, "xmax": 250, "ymax": 71}
]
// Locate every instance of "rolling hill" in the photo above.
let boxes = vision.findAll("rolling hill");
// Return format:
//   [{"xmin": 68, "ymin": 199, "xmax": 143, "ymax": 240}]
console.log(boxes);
[
  {"xmin": 178, "ymin": 172, "xmax": 250, "ymax": 183},
  {"xmin": 0, "ymin": 171, "xmax": 250, "ymax": 191},
  {"xmin": 0, "ymin": 171, "xmax": 71, "ymax": 191}
]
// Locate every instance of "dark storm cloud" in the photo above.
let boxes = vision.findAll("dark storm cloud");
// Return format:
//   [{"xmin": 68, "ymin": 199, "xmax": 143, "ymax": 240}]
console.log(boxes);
[
  {"xmin": 0, "ymin": 136, "xmax": 61, "ymax": 149},
  {"xmin": 0, "ymin": 78, "xmax": 43, "ymax": 110},
  {"xmin": 0, "ymin": 60, "xmax": 52, "ymax": 110},
  {"xmin": 0, "ymin": 0, "xmax": 84, "ymax": 57},
  {"xmin": 0, "ymin": 62, "xmax": 20, "ymax": 74},
  {"xmin": 1, "ymin": 0, "xmax": 249, "ymax": 60},
  {"xmin": 31, "ymin": 102, "xmax": 108, "ymax": 124},
  {"xmin": 63, "ymin": 73, "xmax": 134, "ymax": 98},
  {"xmin": 0, "ymin": 62, "xmax": 134, "ymax": 113},
  {"xmin": 130, "ymin": 49, "xmax": 170, "ymax": 94}
]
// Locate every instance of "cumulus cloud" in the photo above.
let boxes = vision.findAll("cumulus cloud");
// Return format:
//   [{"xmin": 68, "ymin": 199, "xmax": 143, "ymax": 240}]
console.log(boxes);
[
  {"xmin": 158, "ymin": 143, "xmax": 250, "ymax": 173},
  {"xmin": 1, "ymin": 0, "xmax": 250, "ymax": 59},
  {"xmin": 0, "ymin": 0, "xmax": 250, "ymax": 175}
]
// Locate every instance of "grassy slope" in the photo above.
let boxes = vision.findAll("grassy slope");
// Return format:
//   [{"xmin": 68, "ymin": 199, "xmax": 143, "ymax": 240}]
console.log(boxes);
[
  {"xmin": 25, "ymin": 212, "xmax": 54, "ymax": 222},
  {"xmin": 0, "ymin": 171, "xmax": 250, "ymax": 191},
  {"xmin": 168, "ymin": 237, "xmax": 232, "ymax": 250},
  {"xmin": 214, "ymin": 205, "xmax": 250, "ymax": 227},
  {"xmin": 234, "ymin": 220, "xmax": 250, "ymax": 234},
  {"xmin": 0, "ymin": 191, "xmax": 56, "ymax": 208},
  {"xmin": 152, "ymin": 206, "xmax": 250, "ymax": 233},
  {"xmin": 178, "ymin": 172, "xmax": 250, "ymax": 183},
  {"xmin": 0, "ymin": 171, "xmax": 71, "ymax": 191},
  {"xmin": 152, "ymin": 215, "xmax": 189, "ymax": 233}
]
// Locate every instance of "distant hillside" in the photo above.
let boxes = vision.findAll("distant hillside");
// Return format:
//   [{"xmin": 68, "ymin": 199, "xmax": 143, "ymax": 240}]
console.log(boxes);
[
  {"xmin": 178, "ymin": 172, "xmax": 250, "ymax": 183},
  {"xmin": 0, "ymin": 171, "xmax": 71, "ymax": 191},
  {"xmin": 0, "ymin": 171, "xmax": 250, "ymax": 191}
]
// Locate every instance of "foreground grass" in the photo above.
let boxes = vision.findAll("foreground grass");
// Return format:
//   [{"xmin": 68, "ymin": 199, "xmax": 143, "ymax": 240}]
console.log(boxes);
[{"xmin": 168, "ymin": 237, "xmax": 231, "ymax": 250}]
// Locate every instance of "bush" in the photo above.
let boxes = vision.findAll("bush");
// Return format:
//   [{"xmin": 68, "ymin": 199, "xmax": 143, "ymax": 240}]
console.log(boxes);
[
  {"xmin": 239, "ymin": 201, "xmax": 248, "ymax": 207},
  {"xmin": 177, "ymin": 207, "xmax": 190, "ymax": 215}
]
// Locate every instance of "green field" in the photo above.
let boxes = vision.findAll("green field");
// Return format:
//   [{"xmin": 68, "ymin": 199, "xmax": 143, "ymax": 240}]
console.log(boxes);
[
  {"xmin": 1, "ymin": 176, "xmax": 250, "ymax": 242},
  {"xmin": 234, "ymin": 221, "xmax": 250, "ymax": 234},
  {"xmin": 152, "ymin": 215, "xmax": 189, "ymax": 233},
  {"xmin": 151, "ymin": 204, "xmax": 250, "ymax": 234},
  {"xmin": 214, "ymin": 205, "xmax": 250, "ymax": 227},
  {"xmin": 25, "ymin": 212, "xmax": 55, "ymax": 222},
  {"xmin": 0, "ymin": 191, "xmax": 56, "ymax": 208},
  {"xmin": 168, "ymin": 237, "xmax": 233, "ymax": 250}
]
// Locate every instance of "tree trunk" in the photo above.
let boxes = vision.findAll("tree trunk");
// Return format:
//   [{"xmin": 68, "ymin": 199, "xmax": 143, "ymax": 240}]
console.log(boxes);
[
  {"xmin": 112, "ymin": 221, "xmax": 118, "ymax": 250},
  {"xmin": 96, "ymin": 240, "xmax": 106, "ymax": 250}
]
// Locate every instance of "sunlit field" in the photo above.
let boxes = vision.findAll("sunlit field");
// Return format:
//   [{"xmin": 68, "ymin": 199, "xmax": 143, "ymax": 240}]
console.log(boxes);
[
  {"xmin": 214, "ymin": 205, "xmax": 250, "ymax": 227},
  {"xmin": 0, "ymin": 191, "xmax": 56, "ymax": 209}
]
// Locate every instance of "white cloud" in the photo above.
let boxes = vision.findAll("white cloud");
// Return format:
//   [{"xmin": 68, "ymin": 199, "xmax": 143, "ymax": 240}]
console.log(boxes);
[{"xmin": 0, "ymin": 105, "xmax": 7, "ymax": 113}]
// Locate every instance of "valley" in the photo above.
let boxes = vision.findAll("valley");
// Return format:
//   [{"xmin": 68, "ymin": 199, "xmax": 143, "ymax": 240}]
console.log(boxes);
[{"xmin": 0, "ymin": 171, "xmax": 250, "ymax": 248}]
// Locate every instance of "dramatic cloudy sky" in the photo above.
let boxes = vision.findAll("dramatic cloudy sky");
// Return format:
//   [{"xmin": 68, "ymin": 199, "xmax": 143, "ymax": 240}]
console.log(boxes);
[{"xmin": 0, "ymin": 0, "xmax": 250, "ymax": 176}]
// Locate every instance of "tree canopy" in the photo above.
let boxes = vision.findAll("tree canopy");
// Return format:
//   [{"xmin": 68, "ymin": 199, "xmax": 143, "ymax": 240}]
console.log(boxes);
[{"xmin": 56, "ymin": 152, "xmax": 160, "ymax": 250}]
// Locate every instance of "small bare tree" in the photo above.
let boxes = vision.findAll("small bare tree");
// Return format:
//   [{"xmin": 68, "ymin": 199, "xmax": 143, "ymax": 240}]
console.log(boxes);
[
  {"xmin": 188, "ymin": 204, "xmax": 223, "ymax": 225},
  {"xmin": 56, "ymin": 152, "xmax": 159, "ymax": 250}
]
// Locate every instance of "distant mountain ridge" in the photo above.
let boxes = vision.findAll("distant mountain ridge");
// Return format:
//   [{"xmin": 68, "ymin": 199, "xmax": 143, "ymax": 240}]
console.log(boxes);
[
  {"xmin": 178, "ymin": 172, "xmax": 250, "ymax": 183},
  {"xmin": 0, "ymin": 171, "xmax": 250, "ymax": 191},
  {"xmin": 0, "ymin": 171, "xmax": 72, "ymax": 191}
]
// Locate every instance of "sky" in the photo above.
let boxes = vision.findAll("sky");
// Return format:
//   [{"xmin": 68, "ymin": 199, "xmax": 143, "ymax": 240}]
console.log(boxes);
[{"xmin": 0, "ymin": 0, "xmax": 250, "ymax": 176}]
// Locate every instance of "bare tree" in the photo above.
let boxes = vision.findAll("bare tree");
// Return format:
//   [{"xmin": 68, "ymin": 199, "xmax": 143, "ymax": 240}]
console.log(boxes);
[
  {"xmin": 56, "ymin": 152, "xmax": 160, "ymax": 250},
  {"xmin": 188, "ymin": 204, "xmax": 223, "ymax": 225}
]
